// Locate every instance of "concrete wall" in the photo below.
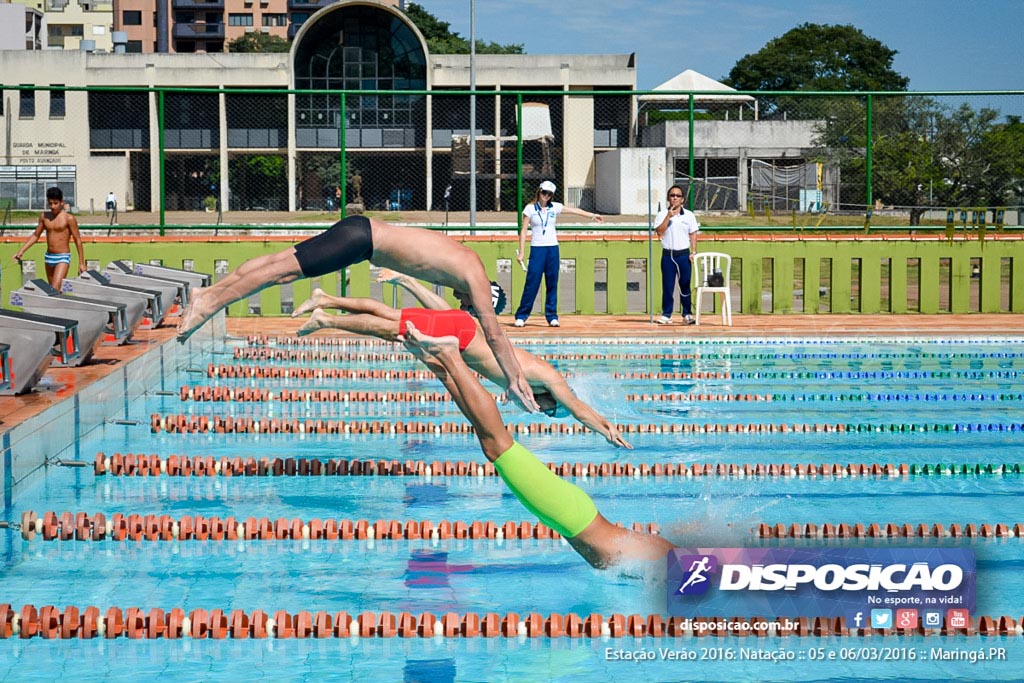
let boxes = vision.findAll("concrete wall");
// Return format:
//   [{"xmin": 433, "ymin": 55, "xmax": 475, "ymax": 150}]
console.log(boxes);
[
  {"xmin": 595, "ymin": 148, "xmax": 668, "ymax": 215},
  {"xmin": 647, "ymin": 119, "xmax": 821, "ymax": 152},
  {"xmin": 429, "ymin": 54, "xmax": 636, "ymax": 89}
]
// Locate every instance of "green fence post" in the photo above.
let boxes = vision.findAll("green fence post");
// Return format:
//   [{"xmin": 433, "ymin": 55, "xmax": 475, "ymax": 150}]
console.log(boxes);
[
  {"xmin": 688, "ymin": 93, "xmax": 695, "ymax": 210},
  {"xmin": 339, "ymin": 91, "xmax": 347, "ymax": 220},
  {"xmin": 158, "ymin": 89, "xmax": 166, "ymax": 237},
  {"xmin": 516, "ymin": 93, "xmax": 523, "ymax": 217},
  {"xmin": 865, "ymin": 93, "xmax": 873, "ymax": 211}
]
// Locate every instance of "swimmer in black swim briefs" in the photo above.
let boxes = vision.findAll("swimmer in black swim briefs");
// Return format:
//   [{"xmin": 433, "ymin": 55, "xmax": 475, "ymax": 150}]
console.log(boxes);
[{"xmin": 176, "ymin": 215, "xmax": 538, "ymax": 413}]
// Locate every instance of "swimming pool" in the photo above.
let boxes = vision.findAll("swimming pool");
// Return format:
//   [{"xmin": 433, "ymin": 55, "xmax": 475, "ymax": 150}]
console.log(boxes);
[{"xmin": 2, "ymin": 335, "xmax": 1023, "ymax": 681}]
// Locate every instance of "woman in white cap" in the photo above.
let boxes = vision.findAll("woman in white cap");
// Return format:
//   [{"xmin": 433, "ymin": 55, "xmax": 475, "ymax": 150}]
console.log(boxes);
[{"xmin": 514, "ymin": 180, "xmax": 602, "ymax": 327}]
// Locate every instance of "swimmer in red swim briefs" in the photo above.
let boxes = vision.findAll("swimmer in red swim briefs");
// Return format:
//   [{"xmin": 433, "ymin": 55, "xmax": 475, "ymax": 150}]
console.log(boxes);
[{"xmin": 292, "ymin": 271, "xmax": 631, "ymax": 448}]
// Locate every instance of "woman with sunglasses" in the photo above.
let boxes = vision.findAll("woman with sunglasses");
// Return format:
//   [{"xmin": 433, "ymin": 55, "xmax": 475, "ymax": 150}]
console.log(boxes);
[
  {"xmin": 654, "ymin": 185, "xmax": 701, "ymax": 324},
  {"xmin": 514, "ymin": 180, "xmax": 603, "ymax": 328}
]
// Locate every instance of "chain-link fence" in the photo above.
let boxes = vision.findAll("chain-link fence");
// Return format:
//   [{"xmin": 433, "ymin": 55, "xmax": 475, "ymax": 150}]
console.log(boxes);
[{"xmin": 1, "ymin": 85, "xmax": 1021, "ymax": 231}]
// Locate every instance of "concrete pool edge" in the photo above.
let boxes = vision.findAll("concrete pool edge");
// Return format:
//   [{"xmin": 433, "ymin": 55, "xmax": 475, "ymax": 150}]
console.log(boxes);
[{"xmin": 0, "ymin": 313, "xmax": 226, "ymax": 510}]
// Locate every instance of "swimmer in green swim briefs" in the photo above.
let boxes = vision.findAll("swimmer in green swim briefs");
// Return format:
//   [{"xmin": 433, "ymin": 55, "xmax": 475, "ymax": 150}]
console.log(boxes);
[{"xmin": 399, "ymin": 322, "xmax": 675, "ymax": 569}]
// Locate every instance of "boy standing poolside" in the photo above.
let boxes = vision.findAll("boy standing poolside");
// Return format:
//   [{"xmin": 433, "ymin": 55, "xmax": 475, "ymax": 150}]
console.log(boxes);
[{"xmin": 12, "ymin": 187, "xmax": 85, "ymax": 292}]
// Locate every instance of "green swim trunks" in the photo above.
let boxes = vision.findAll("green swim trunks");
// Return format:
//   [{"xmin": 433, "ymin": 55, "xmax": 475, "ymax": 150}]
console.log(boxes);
[{"xmin": 493, "ymin": 441, "xmax": 598, "ymax": 538}]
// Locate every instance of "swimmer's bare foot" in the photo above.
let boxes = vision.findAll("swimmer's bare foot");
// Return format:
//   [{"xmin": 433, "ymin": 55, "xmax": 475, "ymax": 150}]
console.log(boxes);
[
  {"xmin": 296, "ymin": 308, "xmax": 331, "ymax": 336},
  {"xmin": 399, "ymin": 322, "xmax": 460, "ymax": 361},
  {"xmin": 176, "ymin": 287, "xmax": 212, "ymax": 342},
  {"xmin": 292, "ymin": 288, "xmax": 331, "ymax": 318}
]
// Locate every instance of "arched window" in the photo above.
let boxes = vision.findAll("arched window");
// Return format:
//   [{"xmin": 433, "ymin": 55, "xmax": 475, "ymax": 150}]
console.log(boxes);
[{"xmin": 293, "ymin": 4, "xmax": 426, "ymax": 145}]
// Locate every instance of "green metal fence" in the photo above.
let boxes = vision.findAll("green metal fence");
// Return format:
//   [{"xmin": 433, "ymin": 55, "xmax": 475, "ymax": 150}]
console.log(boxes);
[{"xmin": 1, "ymin": 84, "xmax": 1021, "ymax": 233}]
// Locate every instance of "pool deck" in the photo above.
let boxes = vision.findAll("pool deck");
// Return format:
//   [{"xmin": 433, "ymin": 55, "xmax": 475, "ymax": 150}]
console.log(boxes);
[{"xmin": 2, "ymin": 312, "xmax": 1023, "ymax": 433}]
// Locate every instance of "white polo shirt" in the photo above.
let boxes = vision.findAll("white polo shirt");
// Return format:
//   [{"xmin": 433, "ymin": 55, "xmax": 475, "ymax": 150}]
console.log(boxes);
[
  {"xmin": 523, "ymin": 201, "xmax": 563, "ymax": 247},
  {"xmin": 654, "ymin": 207, "xmax": 700, "ymax": 250}
]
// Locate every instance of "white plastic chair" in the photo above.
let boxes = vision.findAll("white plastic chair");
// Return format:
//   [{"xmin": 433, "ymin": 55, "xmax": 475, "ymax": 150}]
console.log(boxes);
[{"xmin": 693, "ymin": 252, "xmax": 733, "ymax": 326}]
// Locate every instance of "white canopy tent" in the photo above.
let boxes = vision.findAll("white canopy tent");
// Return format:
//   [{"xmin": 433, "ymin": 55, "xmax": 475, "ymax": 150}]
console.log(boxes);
[{"xmin": 638, "ymin": 69, "xmax": 758, "ymax": 120}]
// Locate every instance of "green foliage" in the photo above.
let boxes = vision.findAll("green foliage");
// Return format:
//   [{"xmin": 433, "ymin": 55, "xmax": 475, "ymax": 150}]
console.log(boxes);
[
  {"xmin": 227, "ymin": 32, "xmax": 291, "ymax": 53},
  {"xmin": 404, "ymin": 3, "xmax": 523, "ymax": 54},
  {"xmin": 725, "ymin": 23, "xmax": 908, "ymax": 119},
  {"xmin": 815, "ymin": 96, "xmax": 1024, "ymax": 223}
]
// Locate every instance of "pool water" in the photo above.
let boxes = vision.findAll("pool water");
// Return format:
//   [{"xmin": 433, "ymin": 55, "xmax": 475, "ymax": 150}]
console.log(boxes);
[{"xmin": 2, "ymin": 337, "xmax": 1023, "ymax": 681}]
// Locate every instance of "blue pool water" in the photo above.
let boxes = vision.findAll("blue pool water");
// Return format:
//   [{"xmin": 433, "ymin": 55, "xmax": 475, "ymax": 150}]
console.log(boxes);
[{"xmin": 2, "ymin": 337, "xmax": 1023, "ymax": 681}]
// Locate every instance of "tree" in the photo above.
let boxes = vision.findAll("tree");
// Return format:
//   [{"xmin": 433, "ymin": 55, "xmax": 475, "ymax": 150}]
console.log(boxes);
[
  {"xmin": 404, "ymin": 3, "xmax": 523, "ymax": 54},
  {"xmin": 227, "ymin": 33, "xmax": 291, "ymax": 53},
  {"xmin": 724, "ymin": 23, "xmax": 909, "ymax": 118},
  {"xmin": 815, "ymin": 97, "xmax": 1024, "ymax": 224}
]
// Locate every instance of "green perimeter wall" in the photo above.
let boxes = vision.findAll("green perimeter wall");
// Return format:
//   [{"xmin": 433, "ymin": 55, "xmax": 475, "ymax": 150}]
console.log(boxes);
[{"xmin": 1, "ymin": 237, "xmax": 1021, "ymax": 316}]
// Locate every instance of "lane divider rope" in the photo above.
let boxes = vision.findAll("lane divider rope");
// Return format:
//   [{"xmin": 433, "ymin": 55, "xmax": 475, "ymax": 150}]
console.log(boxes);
[
  {"xmin": 206, "ymin": 364, "xmax": 476, "ymax": 381},
  {"xmin": 2, "ymin": 604, "xmax": 1019, "ymax": 639},
  {"xmin": 757, "ymin": 521, "xmax": 1024, "ymax": 539},
  {"xmin": 625, "ymin": 392, "xmax": 1024, "ymax": 403},
  {"xmin": 12, "ymin": 512, "xmax": 1024, "ymax": 543},
  {"xmin": 149, "ymin": 414, "xmax": 1024, "ymax": 435},
  {"xmin": 614, "ymin": 370, "xmax": 1024, "ymax": 380},
  {"xmin": 245, "ymin": 334, "xmax": 1024, "ymax": 348},
  {"xmin": 90, "ymin": 453, "xmax": 1024, "ymax": 479},
  {"xmin": 13, "ymin": 511, "xmax": 601, "ymax": 541},
  {"xmin": 179, "ymin": 386, "xmax": 460, "ymax": 403},
  {"xmin": 233, "ymin": 347, "xmax": 1024, "ymax": 363}
]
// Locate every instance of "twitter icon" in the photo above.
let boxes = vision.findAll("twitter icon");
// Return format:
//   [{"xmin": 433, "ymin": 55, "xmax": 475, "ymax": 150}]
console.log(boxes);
[{"xmin": 870, "ymin": 609, "xmax": 893, "ymax": 629}]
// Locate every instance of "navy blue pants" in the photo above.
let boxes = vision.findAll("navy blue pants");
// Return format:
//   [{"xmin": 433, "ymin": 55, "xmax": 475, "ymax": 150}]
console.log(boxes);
[
  {"xmin": 660, "ymin": 248, "xmax": 692, "ymax": 317},
  {"xmin": 515, "ymin": 245, "xmax": 560, "ymax": 322}
]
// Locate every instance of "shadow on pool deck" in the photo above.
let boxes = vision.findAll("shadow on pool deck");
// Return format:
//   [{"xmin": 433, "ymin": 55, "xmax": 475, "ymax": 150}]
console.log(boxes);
[{"xmin": 2, "ymin": 313, "xmax": 1022, "ymax": 433}]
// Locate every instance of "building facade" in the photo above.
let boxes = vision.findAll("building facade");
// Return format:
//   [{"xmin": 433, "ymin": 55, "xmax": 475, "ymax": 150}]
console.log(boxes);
[
  {"xmin": 0, "ymin": 0, "xmax": 637, "ymax": 215},
  {"xmin": 1, "ymin": 0, "xmax": 825, "ymax": 217},
  {"xmin": 9, "ymin": 0, "xmax": 114, "ymax": 51}
]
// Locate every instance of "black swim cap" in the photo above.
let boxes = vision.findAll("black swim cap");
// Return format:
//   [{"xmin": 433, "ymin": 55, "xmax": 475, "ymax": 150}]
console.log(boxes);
[
  {"xmin": 490, "ymin": 281, "xmax": 507, "ymax": 315},
  {"xmin": 535, "ymin": 390, "xmax": 570, "ymax": 419}
]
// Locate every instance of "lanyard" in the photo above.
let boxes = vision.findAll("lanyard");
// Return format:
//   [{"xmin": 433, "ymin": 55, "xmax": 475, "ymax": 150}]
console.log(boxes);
[{"xmin": 534, "ymin": 203, "xmax": 552, "ymax": 234}]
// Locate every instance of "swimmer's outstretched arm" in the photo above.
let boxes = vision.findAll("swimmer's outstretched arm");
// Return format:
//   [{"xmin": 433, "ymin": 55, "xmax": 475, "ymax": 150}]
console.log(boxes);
[{"xmin": 377, "ymin": 269, "xmax": 451, "ymax": 311}]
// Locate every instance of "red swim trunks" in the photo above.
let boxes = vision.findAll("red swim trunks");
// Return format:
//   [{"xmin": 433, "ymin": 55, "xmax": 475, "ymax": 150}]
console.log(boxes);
[{"xmin": 399, "ymin": 309, "xmax": 478, "ymax": 351}]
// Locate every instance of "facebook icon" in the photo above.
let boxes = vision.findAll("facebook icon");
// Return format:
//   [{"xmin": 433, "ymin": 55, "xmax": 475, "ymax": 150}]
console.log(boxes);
[{"xmin": 851, "ymin": 612, "xmax": 864, "ymax": 628}]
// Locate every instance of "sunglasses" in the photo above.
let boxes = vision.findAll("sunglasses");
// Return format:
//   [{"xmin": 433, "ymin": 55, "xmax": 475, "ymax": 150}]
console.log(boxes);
[
  {"xmin": 668, "ymin": 193, "xmax": 683, "ymax": 198},
  {"xmin": 540, "ymin": 190, "xmax": 553, "ymax": 196}
]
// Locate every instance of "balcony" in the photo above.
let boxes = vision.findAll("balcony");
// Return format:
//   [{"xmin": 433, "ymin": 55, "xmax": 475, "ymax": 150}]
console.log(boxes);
[
  {"xmin": 287, "ymin": 0, "xmax": 330, "ymax": 9},
  {"xmin": 172, "ymin": 22, "xmax": 224, "ymax": 39},
  {"xmin": 171, "ymin": 0, "xmax": 225, "ymax": 9}
]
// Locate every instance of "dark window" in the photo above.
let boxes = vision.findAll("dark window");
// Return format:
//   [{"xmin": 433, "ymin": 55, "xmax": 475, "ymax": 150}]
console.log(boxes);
[
  {"xmin": 20, "ymin": 87, "xmax": 35, "ymax": 118},
  {"xmin": 262, "ymin": 13, "xmax": 286, "ymax": 27},
  {"xmin": 126, "ymin": 40, "xmax": 143, "ymax": 53},
  {"xmin": 228, "ymin": 13, "xmax": 252, "ymax": 26},
  {"xmin": 122, "ymin": 10, "xmax": 142, "ymax": 25},
  {"xmin": 50, "ymin": 85, "xmax": 65, "ymax": 118}
]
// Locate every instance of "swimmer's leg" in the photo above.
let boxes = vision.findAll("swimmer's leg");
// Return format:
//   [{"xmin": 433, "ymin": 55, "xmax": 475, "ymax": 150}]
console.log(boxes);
[
  {"xmin": 47, "ymin": 262, "xmax": 68, "ymax": 290},
  {"xmin": 293, "ymin": 288, "xmax": 400, "ymax": 321},
  {"xmin": 178, "ymin": 247, "xmax": 302, "ymax": 341},
  {"xmin": 401, "ymin": 323, "xmax": 510, "ymax": 458},
  {"xmin": 297, "ymin": 308, "xmax": 399, "ymax": 341}
]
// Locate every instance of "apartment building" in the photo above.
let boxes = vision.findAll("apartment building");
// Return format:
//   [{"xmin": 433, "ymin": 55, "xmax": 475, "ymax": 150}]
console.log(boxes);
[
  {"xmin": 7, "ymin": 0, "xmax": 114, "ymax": 51},
  {"xmin": 111, "ymin": 0, "xmax": 392, "ymax": 53}
]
